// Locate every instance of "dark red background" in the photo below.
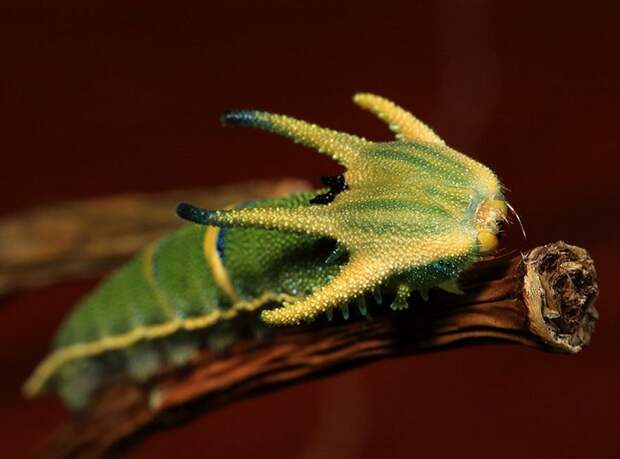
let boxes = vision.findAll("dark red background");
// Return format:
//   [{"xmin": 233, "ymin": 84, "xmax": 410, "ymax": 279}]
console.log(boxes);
[{"xmin": 2, "ymin": 2, "xmax": 619, "ymax": 458}]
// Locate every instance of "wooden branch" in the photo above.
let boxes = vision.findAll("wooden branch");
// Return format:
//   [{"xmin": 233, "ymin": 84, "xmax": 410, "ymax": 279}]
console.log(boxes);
[
  {"xmin": 0, "ymin": 179, "xmax": 310, "ymax": 296},
  {"xmin": 38, "ymin": 241, "xmax": 598, "ymax": 459}
]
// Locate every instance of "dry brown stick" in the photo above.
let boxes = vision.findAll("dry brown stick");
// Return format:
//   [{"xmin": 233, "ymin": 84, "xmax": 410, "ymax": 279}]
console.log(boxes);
[
  {"xmin": 0, "ymin": 179, "xmax": 310, "ymax": 296},
  {"xmin": 38, "ymin": 241, "xmax": 598, "ymax": 459}
]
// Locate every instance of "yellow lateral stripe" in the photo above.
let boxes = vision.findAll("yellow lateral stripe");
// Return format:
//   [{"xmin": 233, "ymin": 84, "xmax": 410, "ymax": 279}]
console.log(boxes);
[
  {"xmin": 204, "ymin": 226, "xmax": 240, "ymax": 303},
  {"xmin": 22, "ymin": 291, "xmax": 298, "ymax": 397}
]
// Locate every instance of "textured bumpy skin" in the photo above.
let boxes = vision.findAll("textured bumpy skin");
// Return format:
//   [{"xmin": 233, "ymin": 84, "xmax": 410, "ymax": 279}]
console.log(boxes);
[{"xmin": 24, "ymin": 93, "xmax": 508, "ymax": 409}]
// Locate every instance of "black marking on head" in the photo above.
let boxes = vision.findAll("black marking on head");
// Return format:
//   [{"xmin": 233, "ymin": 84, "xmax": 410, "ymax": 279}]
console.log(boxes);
[
  {"xmin": 310, "ymin": 175, "xmax": 349, "ymax": 205},
  {"xmin": 177, "ymin": 202, "xmax": 213, "ymax": 224}
]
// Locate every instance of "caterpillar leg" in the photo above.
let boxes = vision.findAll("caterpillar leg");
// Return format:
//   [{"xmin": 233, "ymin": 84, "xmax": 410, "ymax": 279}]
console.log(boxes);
[
  {"xmin": 261, "ymin": 256, "xmax": 391, "ymax": 325},
  {"xmin": 324, "ymin": 296, "xmax": 368, "ymax": 321},
  {"xmin": 353, "ymin": 92, "xmax": 445, "ymax": 145},
  {"xmin": 390, "ymin": 283, "xmax": 412, "ymax": 311},
  {"xmin": 372, "ymin": 287, "xmax": 383, "ymax": 305},
  {"xmin": 356, "ymin": 296, "xmax": 368, "ymax": 317}
]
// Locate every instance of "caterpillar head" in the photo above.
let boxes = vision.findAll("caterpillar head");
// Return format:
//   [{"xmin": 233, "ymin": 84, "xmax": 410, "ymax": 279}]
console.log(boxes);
[{"xmin": 178, "ymin": 93, "xmax": 511, "ymax": 325}]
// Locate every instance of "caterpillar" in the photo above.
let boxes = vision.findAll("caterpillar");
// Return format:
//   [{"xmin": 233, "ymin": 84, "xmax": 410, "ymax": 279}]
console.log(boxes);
[{"xmin": 23, "ymin": 93, "xmax": 510, "ymax": 410}]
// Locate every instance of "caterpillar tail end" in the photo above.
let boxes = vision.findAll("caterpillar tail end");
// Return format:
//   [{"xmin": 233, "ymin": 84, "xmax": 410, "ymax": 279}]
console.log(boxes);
[
  {"xmin": 22, "ymin": 378, "xmax": 38, "ymax": 398},
  {"xmin": 22, "ymin": 360, "xmax": 50, "ymax": 399}
]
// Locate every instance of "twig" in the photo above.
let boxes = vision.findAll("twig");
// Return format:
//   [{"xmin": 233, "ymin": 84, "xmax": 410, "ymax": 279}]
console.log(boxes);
[{"xmin": 38, "ymin": 241, "xmax": 598, "ymax": 459}]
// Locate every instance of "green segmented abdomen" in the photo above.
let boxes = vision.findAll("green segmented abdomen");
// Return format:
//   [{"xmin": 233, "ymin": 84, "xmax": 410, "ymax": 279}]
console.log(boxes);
[
  {"xmin": 27, "ymin": 225, "xmax": 229, "ymax": 408},
  {"xmin": 54, "ymin": 223, "xmax": 225, "ymax": 348},
  {"xmin": 53, "ymin": 251, "xmax": 174, "ymax": 349},
  {"xmin": 152, "ymin": 224, "xmax": 231, "ymax": 318},
  {"xmin": 23, "ymin": 193, "xmax": 341, "ymax": 409}
]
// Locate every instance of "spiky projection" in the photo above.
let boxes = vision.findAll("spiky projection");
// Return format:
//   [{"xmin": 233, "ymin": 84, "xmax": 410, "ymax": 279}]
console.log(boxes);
[{"xmin": 178, "ymin": 92, "xmax": 508, "ymax": 326}]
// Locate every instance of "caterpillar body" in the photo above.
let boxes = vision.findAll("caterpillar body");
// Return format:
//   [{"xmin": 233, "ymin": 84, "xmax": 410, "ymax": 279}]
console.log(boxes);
[{"xmin": 24, "ymin": 93, "xmax": 509, "ymax": 410}]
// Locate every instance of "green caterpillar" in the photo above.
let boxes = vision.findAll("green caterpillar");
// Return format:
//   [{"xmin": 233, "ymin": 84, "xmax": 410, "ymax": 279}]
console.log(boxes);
[{"xmin": 23, "ymin": 93, "xmax": 510, "ymax": 410}]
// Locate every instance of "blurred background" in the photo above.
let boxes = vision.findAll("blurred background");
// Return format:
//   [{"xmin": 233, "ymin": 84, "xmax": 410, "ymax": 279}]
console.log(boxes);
[{"xmin": 1, "ymin": 1, "xmax": 618, "ymax": 458}]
